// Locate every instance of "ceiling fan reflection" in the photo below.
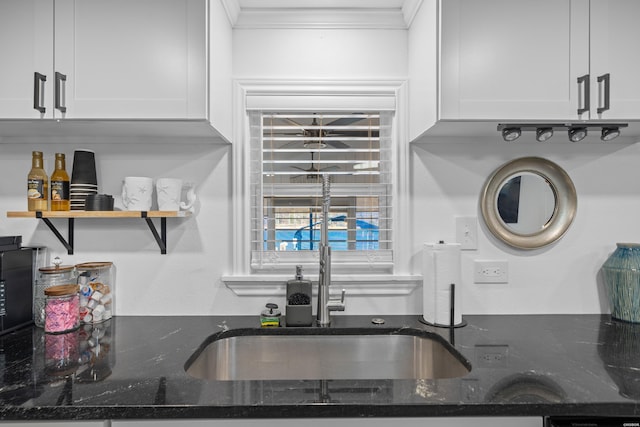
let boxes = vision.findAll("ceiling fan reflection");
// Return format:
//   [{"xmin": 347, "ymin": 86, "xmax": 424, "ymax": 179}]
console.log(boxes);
[
  {"xmin": 279, "ymin": 115, "xmax": 370, "ymax": 150},
  {"xmin": 290, "ymin": 152, "xmax": 339, "ymax": 181}
]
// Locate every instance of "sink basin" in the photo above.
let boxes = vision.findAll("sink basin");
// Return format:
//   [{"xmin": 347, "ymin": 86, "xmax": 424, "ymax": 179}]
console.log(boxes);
[{"xmin": 185, "ymin": 327, "xmax": 471, "ymax": 381}]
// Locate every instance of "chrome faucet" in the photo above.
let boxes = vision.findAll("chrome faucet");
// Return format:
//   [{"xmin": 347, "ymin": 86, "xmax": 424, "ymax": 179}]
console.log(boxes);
[{"xmin": 316, "ymin": 174, "xmax": 346, "ymax": 327}]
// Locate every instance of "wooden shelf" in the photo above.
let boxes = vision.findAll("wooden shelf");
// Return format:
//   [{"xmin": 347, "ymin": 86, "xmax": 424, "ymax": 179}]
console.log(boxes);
[
  {"xmin": 7, "ymin": 210, "xmax": 192, "ymax": 254},
  {"xmin": 7, "ymin": 210, "xmax": 191, "ymax": 218}
]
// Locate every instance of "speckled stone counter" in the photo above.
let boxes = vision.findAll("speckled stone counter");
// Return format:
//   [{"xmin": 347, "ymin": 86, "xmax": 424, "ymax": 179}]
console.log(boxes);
[{"xmin": 0, "ymin": 314, "xmax": 639, "ymax": 420}]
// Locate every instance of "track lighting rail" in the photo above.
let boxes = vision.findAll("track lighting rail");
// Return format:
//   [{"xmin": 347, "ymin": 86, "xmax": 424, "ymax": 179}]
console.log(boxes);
[{"xmin": 498, "ymin": 123, "xmax": 628, "ymax": 142}]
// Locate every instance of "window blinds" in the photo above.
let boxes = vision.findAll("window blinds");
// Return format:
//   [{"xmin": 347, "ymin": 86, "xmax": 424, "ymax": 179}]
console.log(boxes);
[{"xmin": 250, "ymin": 112, "xmax": 393, "ymax": 273}]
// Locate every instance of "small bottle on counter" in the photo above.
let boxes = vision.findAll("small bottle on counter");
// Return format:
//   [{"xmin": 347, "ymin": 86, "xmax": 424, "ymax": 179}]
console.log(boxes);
[
  {"xmin": 44, "ymin": 284, "xmax": 80, "ymax": 334},
  {"xmin": 260, "ymin": 303, "xmax": 281, "ymax": 327},
  {"xmin": 27, "ymin": 151, "xmax": 48, "ymax": 211},
  {"xmin": 50, "ymin": 153, "xmax": 70, "ymax": 211}
]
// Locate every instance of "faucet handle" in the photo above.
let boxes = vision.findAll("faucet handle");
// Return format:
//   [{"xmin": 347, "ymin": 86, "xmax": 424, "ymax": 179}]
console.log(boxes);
[{"xmin": 327, "ymin": 289, "xmax": 346, "ymax": 312}]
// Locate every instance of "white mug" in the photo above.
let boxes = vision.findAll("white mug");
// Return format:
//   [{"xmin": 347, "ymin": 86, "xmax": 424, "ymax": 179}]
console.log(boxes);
[
  {"xmin": 122, "ymin": 177, "xmax": 153, "ymax": 211},
  {"xmin": 156, "ymin": 178, "xmax": 197, "ymax": 212}
]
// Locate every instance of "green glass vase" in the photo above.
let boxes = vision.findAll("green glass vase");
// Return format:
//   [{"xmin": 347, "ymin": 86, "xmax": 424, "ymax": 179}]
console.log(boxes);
[{"xmin": 603, "ymin": 243, "xmax": 640, "ymax": 323}]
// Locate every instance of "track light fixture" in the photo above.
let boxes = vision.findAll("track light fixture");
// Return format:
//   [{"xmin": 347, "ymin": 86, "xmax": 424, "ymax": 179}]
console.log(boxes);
[
  {"xmin": 536, "ymin": 127, "xmax": 554, "ymax": 142},
  {"xmin": 601, "ymin": 127, "xmax": 620, "ymax": 141},
  {"xmin": 501, "ymin": 127, "xmax": 521, "ymax": 142},
  {"xmin": 497, "ymin": 123, "xmax": 627, "ymax": 142},
  {"xmin": 568, "ymin": 127, "xmax": 588, "ymax": 142}
]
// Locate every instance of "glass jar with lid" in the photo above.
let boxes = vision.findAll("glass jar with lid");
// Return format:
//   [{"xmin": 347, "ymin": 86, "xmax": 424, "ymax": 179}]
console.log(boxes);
[
  {"xmin": 44, "ymin": 284, "xmax": 80, "ymax": 333},
  {"xmin": 75, "ymin": 262, "xmax": 115, "ymax": 324},
  {"xmin": 35, "ymin": 260, "xmax": 76, "ymax": 328}
]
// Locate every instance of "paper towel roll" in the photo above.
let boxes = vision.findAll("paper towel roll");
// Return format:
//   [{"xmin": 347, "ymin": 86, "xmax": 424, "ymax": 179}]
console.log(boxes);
[{"xmin": 423, "ymin": 242, "xmax": 462, "ymax": 326}]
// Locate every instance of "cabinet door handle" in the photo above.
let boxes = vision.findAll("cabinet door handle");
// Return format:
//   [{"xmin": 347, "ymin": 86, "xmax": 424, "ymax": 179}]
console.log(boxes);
[
  {"xmin": 597, "ymin": 73, "xmax": 610, "ymax": 114},
  {"xmin": 54, "ymin": 72, "xmax": 67, "ymax": 113},
  {"xmin": 577, "ymin": 74, "xmax": 590, "ymax": 115},
  {"xmin": 33, "ymin": 72, "xmax": 46, "ymax": 114}
]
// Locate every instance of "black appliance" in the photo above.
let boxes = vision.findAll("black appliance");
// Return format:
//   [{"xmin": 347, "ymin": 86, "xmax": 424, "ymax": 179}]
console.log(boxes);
[
  {"xmin": 0, "ymin": 240, "xmax": 33, "ymax": 335},
  {"xmin": 547, "ymin": 418, "xmax": 640, "ymax": 427}
]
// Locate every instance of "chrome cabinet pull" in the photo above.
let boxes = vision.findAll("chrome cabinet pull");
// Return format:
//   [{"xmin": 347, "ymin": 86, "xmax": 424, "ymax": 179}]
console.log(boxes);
[
  {"xmin": 33, "ymin": 72, "xmax": 46, "ymax": 114},
  {"xmin": 597, "ymin": 73, "xmax": 610, "ymax": 114},
  {"xmin": 577, "ymin": 74, "xmax": 590, "ymax": 115},
  {"xmin": 54, "ymin": 72, "xmax": 67, "ymax": 113}
]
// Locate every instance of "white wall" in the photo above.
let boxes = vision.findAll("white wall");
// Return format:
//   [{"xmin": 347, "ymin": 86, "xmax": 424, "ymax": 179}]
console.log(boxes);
[
  {"xmin": 233, "ymin": 28, "xmax": 408, "ymax": 79},
  {"xmin": 0, "ymin": 141, "xmax": 238, "ymax": 316},
  {"xmin": 404, "ymin": 0, "xmax": 624, "ymax": 316},
  {"xmin": 411, "ymin": 135, "xmax": 640, "ymax": 315},
  {"xmin": 0, "ymin": 19, "xmax": 628, "ymax": 318},
  {"xmin": 0, "ymin": 25, "xmax": 411, "ymax": 318}
]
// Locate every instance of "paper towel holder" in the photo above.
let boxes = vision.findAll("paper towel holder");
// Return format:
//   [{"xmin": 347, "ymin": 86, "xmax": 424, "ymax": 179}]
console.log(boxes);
[{"xmin": 419, "ymin": 283, "xmax": 467, "ymax": 329}]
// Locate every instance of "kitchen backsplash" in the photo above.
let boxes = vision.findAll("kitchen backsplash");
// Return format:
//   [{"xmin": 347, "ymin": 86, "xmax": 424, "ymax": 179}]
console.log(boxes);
[{"xmin": 1, "ymin": 136, "xmax": 637, "ymax": 317}]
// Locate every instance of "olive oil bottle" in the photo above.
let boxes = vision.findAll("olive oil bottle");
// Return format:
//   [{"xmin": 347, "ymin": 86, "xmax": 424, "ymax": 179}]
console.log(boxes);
[
  {"xmin": 50, "ymin": 153, "xmax": 70, "ymax": 211},
  {"xmin": 27, "ymin": 151, "xmax": 48, "ymax": 211}
]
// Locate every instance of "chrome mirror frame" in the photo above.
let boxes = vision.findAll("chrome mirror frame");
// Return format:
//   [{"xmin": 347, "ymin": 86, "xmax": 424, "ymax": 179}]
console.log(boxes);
[{"xmin": 480, "ymin": 157, "xmax": 577, "ymax": 250}]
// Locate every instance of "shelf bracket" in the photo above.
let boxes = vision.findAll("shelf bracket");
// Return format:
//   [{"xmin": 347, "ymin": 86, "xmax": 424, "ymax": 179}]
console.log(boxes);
[
  {"xmin": 142, "ymin": 213, "xmax": 167, "ymax": 254},
  {"xmin": 36, "ymin": 212, "xmax": 74, "ymax": 255}
]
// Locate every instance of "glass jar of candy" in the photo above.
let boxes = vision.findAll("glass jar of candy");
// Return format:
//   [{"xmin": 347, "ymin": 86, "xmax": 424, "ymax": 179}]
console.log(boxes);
[
  {"xmin": 44, "ymin": 284, "xmax": 80, "ymax": 333},
  {"xmin": 75, "ymin": 262, "xmax": 115, "ymax": 324},
  {"xmin": 35, "ymin": 262, "xmax": 76, "ymax": 328}
]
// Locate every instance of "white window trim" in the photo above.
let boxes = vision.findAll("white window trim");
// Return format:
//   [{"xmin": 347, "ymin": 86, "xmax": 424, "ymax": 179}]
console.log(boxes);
[{"xmin": 222, "ymin": 79, "xmax": 419, "ymax": 296}]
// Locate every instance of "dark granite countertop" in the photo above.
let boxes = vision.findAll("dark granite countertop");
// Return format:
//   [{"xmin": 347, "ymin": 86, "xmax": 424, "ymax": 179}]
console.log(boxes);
[{"xmin": 1, "ymin": 314, "xmax": 639, "ymax": 420}]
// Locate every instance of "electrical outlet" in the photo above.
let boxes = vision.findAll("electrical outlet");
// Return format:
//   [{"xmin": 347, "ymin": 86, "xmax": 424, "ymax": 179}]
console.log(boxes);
[
  {"xmin": 455, "ymin": 216, "xmax": 477, "ymax": 250},
  {"xmin": 475, "ymin": 345, "xmax": 509, "ymax": 368},
  {"xmin": 474, "ymin": 260, "xmax": 508, "ymax": 283}
]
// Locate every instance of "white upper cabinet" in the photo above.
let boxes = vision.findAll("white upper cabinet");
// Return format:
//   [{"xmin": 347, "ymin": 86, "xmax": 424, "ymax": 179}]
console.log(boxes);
[
  {"xmin": 438, "ymin": 0, "xmax": 640, "ymax": 122},
  {"xmin": 589, "ymin": 0, "xmax": 640, "ymax": 120},
  {"xmin": 439, "ymin": 0, "xmax": 589, "ymax": 121},
  {"xmin": 0, "ymin": 0, "xmax": 206, "ymax": 120},
  {"xmin": 0, "ymin": 0, "xmax": 54, "ymax": 119},
  {"xmin": 208, "ymin": 0, "xmax": 233, "ymax": 142}
]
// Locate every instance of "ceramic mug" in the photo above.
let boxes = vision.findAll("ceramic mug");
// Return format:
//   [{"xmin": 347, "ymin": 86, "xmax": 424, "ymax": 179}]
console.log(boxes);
[
  {"xmin": 155, "ymin": 178, "xmax": 196, "ymax": 212},
  {"xmin": 122, "ymin": 177, "xmax": 153, "ymax": 211}
]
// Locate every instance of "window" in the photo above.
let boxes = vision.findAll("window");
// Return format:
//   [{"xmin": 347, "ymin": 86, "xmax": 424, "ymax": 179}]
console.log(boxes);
[{"xmin": 249, "ymin": 112, "xmax": 394, "ymax": 274}]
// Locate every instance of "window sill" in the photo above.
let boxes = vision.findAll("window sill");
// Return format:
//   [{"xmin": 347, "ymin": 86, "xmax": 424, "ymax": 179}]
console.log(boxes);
[{"xmin": 222, "ymin": 274, "xmax": 421, "ymax": 296}]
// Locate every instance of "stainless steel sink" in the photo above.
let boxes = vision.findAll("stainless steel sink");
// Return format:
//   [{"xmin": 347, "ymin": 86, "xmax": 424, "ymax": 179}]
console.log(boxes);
[{"xmin": 185, "ymin": 327, "xmax": 471, "ymax": 381}]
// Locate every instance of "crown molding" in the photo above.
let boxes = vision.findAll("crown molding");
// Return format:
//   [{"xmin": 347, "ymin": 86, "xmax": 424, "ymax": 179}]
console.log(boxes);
[
  {"xmin": 402, "ymin": 0, "xmax": 424, "ymax": 28},
  {"xmin": 221, "ymin": 0, "xmax": 423, "ymax": 29},
  {"xmin": 220, "ymin": 0, "xmax": 241, "ymax": 26}
]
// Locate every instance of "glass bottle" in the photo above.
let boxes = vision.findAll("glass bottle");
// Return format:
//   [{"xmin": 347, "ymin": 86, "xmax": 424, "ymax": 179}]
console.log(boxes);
[
  {"xmin": 50, "ymin": 153, "xmax": 70, "ymax": 211},
  {"xmin": 28, "ymin": 151, "xmax": 48, "ymax": 211}
]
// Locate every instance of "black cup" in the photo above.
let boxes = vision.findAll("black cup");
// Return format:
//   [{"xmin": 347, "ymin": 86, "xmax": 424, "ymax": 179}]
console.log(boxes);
[
  {"xmin": 85, "ymin": 194, "xmax": 114, "ymax": 211},
  {"xmin": 71, "ymin": 150, "xmax": 98, "ymax": 186}
]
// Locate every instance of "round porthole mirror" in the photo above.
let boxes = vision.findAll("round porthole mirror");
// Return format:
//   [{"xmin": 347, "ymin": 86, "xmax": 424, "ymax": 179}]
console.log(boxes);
[{"xmin": 480, "ymin": 157, "xmax": 577, "ymax": 250}]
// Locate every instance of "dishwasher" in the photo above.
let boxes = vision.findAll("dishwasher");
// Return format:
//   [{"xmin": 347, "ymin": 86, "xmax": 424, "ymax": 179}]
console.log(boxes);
[{"xmin": 547, "ymin": 417, "xmax": 640, "ymax": 427}]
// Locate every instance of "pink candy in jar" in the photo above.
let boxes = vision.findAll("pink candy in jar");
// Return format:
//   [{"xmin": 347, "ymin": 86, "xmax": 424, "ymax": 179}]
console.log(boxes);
[{"xmin": 44, "ymin": 284, "xmax": 80, "ymax": 333}]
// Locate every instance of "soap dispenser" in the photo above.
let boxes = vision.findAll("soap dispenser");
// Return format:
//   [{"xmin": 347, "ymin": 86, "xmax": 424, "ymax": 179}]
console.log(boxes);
[{"xmin": 285, "ymin": 265, "xmax": 313, "ymax": 326}]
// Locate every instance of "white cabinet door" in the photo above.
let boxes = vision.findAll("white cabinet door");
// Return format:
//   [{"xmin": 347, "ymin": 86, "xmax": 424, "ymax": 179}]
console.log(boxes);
[
  {"xmin": 439, "ymin": 0, "xmax": 589, "ymax": 121},
  {"xmin": 0, "ymin": 0, "xmax": 54, "ymax": 118},
  {"xmin": 589, "ymin": 0, "xmax": 640, "ymax": 120},
  {"xmin": 54, "ymin": 0, "xmax": 206, "ymax": 119}
]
